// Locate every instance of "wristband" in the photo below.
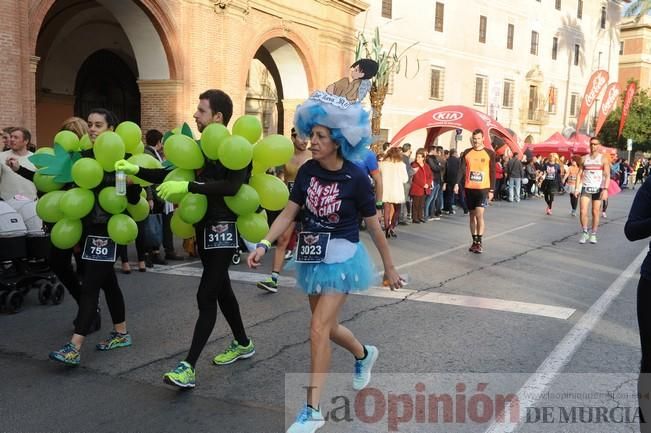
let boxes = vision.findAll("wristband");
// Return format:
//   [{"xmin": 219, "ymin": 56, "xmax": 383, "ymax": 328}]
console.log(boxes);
[{"xmin": 257, "ymin": 239, "xmax": 272, "ymax": 251}]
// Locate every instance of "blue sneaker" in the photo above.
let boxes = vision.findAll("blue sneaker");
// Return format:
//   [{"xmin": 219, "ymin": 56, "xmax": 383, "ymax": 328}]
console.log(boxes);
[
  {"xmin": 49, "ymin": 342, "xmax": 80, "ymax": 366},
  {"xmin": 353, "ymin": 345, "xmax": 379, "ymax": 390},
  {"xmin": 96, "ymin": 331, "xmax": 132, "ymax": 351},
  {"xmin": 286, "ymin": 405, "xmax": 325, "ymax": 433}
]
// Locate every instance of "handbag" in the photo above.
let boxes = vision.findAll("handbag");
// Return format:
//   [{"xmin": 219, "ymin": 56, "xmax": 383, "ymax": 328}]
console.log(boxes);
[{"xmin": 143, "ymin": 214, "xmax": 163, "ymax": 250}]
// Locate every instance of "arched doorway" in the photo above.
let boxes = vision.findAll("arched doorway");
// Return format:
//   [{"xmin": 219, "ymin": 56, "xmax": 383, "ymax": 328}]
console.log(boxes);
[
  {"xmin": 74, "ymin": 50, "xmax": 141, "ymax": 124},
  {"xmin": 34, "ymin": 0, "xmax": 173, "ymax": 146},
  {"xmin": 246, "ymin": 37, "xmax": 310, "ymax": 136}
]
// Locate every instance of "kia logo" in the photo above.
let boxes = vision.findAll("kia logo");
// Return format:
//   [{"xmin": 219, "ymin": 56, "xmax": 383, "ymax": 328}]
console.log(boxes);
[{"xmin": 433, "ymin": 111, "xmax": 463, "ymax": 122}]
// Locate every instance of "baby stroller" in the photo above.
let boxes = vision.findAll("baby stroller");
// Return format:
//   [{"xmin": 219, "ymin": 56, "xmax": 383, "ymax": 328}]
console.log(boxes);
[{"xmin": 0, "ymin": 198, "xmax": 64, "ymax": 313}]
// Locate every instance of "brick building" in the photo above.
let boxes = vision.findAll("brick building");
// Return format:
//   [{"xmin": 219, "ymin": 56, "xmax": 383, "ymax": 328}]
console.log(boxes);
[
  {"xmin": 1, "ymin": 0, "xmax": 367, "ymax": 146},
  {"xmin": 619, "ymin": 14, "xmax": 651, "ymax": 90}
]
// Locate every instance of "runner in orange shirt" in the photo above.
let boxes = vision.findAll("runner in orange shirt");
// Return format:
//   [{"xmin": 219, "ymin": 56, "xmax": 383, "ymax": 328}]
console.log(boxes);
[{"xmin": 454, "ymin": 129, "xmax": 496, "ymax": 253}]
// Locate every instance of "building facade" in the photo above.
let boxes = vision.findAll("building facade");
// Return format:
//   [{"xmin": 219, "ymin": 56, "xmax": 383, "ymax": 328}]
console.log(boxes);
[
  {"xmin": 1, "ymin": 0, "xmax": 367, "ymax": 146},
  {"xmin": 357, "ymin": 0, "xmax": 627, "ymax": 148},
  {"xmin": 619, "ymin": 14, "xmax": 651, "ymax": 91}
]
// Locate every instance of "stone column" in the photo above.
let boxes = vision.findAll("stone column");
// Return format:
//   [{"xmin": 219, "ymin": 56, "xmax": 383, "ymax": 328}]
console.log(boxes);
[
  {"xmin": 282, "ymin": 98, "xmax": 303, "ymax": 136},
  {"xmin": 138, "ymin": 80, "xmax": 184, "ymax": 135}
]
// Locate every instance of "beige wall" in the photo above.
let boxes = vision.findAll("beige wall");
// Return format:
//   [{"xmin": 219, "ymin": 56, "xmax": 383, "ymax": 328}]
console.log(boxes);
[{"xmin": 356, "ymin": 0, "xmax": 626, "ymax": 148}]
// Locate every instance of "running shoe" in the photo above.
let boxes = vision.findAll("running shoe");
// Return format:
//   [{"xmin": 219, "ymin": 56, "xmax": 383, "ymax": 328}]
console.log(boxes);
[
  {"xmin": 286, "ymin": 405, "xmax": 325, "ymax": 433},
  {"xmin": 353, "ymin": 345, "xmax": 379, "ymax": 390},
  {"xmin": 49, "ymin": 342, "xmax": 80, "ymax": 366},
  {"xmin": 474, "ymin": 243, "xmax": 484, "ymax": 254},
  {"xmin": 163, "ymin": 361, "xmax": 196, "ymax": 389},
  {"xmin": 579, "ymin": 231, "xmax": 590, "ymax": 244},
  {"xmin": 571, "ymin": 210, "xmax": 576, "ymax": 217},
  {"xmin": 589, "ymin": 233, "xmax": 598, "ymax": 244},
  {"xmin": 257, "ymin": 277, "xmax": 278, "ymax": 293},
  {"xmin": 213, "ymin": 339, "xmax": 255, "ymax": 365},
  {"xmin": 468, "ymin": 242, "xmax": 478, "ymax": 252},
  {"xmin": 284, "ymin": 249, "xmax": 294, "ymax": 260},
  {"xmin": 601, "ymin": 212, "xmax": 607, "ymax": 218},
  {"xmin": 96, "ymin": 331, "xmax": 132, "ymax": 351}
]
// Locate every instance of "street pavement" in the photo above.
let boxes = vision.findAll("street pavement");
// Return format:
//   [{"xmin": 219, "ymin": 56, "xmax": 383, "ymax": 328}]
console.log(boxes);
[{"xmin": 0, "ymin": 188, "xmax": 646, "ymax": 433}]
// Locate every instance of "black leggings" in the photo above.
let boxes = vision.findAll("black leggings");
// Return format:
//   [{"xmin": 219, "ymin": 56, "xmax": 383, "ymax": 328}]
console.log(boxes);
[
  {"xmin": 638, "ymin": 277, "xmax": 651, "ymax": 431},
  {"xmin": 185, "ymin": 224, "xmax": 248, "ymax": 367},
  {"xmin": 74, "ymin": 257, "xmax": 125, "ymax": 336},
  {"xmin": 603, "ymin": 199, "xmax": 609, "ymax": 212},
  {"xmin": 569, "ymin": 192, "xmax": 578, "ymax": 211},
  {"xmin": 118, "ymin": 221, "xmax": 147, "ymax": 262},
  {"xmin": 542, "ymin": 181, "xmax": 555, "ymax": 208},
  {"xmin": 49, "ymin": 246, "xmax": 81, "ymax": 304}
]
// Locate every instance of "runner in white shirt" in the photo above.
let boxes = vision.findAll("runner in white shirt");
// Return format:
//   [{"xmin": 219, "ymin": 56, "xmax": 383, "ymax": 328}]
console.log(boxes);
[{"xmin": 574, "ymin": 137, "xmax": 611, "ymax": 244}]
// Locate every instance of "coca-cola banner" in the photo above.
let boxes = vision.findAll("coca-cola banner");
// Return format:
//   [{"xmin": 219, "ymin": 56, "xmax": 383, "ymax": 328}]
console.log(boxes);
[
  {"xmin": 576, "ymin": 69, "xmax": 609, "ymax": 133},
  {"xmin": 594, "ymin": 83, "xmax": 620, "ymax": 136},
  {"xmin": 618, "ymin": 82, "xmax": 636, "ymax": 138}
]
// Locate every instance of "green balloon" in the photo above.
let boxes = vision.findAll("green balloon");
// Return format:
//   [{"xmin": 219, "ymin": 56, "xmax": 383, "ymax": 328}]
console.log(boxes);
[
  {"xmin": 178, "ymin": 193, "xmax": 208, "ymax": 224},
  {"xmin": 236, "ymin": 212, "xmax": 268, "ymax": 243},
  {"xmin": 94, "ymin": 131, "xmax": 125, "ymax": 172},
  {"xmin": 72, "ymin": 158, "xmax": 103, "ymax": 189},
  {"xmin": 164, "ymin": 134, "xmax": 204, "ymax": 170},
  {"xmin": 249, "ymin": 174, "xmax": 289, "ymax": 211},
  {"xmin": 60, "ymin": 188, "xmax": 95, "ymax": 219},
  {"xmin": 98, "ymin": 186, "xmax": 128, "ymax": 214},
  {"xmin": 79, "ymin": 134, "xmax": 93, "ymax": 150},
  {"xmin": 108, "ymin": 214, "xmax": 138, "ymax": 245},
  {"xmin": 127, "ymin": 197, "xmax": 150, "ymax": 222},
  {"xmin": 218, "ymin": 135, "xmax": 253, "ymax": 170},
  {"xmin": 132, "ymin": 141, "xmax": 144, "ymax": 154},
  {"xmin": 164, "ymin": 167, "xmax": 196, "ymax": 182},
  {"xmin": 115, "ymin": 121, "xmax": 142, "ymax": 154},
  {"xmin": 140, "ymin": 188, "xmax": 147, "ymax": 199},
  {"xmin": 170, "ymin": 212, "xmax": 195, "ymax": 238},
  {"xmin": 36, "ymin": 190, "xmax": 65, "ymax": 223},
  {"xmin": 232, "ymin": 115, "xmax": 262, "ymax": 144},
  {"xmin": 54, "ymin": 130, "xmax": 80, "ymax": 152},
  {"xmin": 253, "ymin": 135, "xmax": 294, "ymax": 167},
  {"xmin": 200, "ymin": 123, "xmax": 230, "ymax": 160},
  {"xmin": 51, "ymin": 218, "xmax": 82, "ymax": 249},
  {"xmin": 127, "ymin": 153, "xmax": 162, "ymax": 186},
  {"xmin": 34, "ymin": 172, "xmax": 64, "ymax": 192},
  {"xmin": 224, "ymin": 184, "xmax": 260, "ymax": 215}
]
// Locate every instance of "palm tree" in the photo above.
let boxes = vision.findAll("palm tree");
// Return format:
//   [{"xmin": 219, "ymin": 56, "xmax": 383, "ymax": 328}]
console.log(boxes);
[
  {"xmin": 626, "ymin": 0, "xmax": 651, "ymax": 22},
  {"xmin": 354, "ymin": 27, "xmax": 418, "ymax": 144}
]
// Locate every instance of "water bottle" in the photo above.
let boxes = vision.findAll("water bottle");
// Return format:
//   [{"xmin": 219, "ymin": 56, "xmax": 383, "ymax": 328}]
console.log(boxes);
[{"xmin": 115, "ymin": 170, "xmax": 126, "ymax": 196}]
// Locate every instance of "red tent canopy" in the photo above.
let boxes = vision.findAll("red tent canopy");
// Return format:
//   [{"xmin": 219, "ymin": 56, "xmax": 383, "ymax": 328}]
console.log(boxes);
[
  {"xmin": 529, "ymin": 132, "xmax": 573, "ymax": 159},
  {"xmin": 390, "ymin": 105, "xmax": 520, "ymax": 153},
  {"xmin": 568, "ymin": 133, "xmax": 590, "ymax": 155}
]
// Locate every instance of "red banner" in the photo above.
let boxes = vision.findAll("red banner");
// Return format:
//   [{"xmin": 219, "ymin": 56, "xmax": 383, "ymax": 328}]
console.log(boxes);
[
  {"xmin": 576, "ymin": 69, "xmax": 609, "ymax": 133},
  {"xmin": 594, "ymin": 83, "xmax": 620, "ymax": 136},
  {"xmin": 618, "ymin": 82, "xmax": 636, "ymax": 138}
]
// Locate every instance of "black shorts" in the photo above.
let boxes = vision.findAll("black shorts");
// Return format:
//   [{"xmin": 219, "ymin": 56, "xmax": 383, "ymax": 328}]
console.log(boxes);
[
  {"xmin": 580, "ymin": 187, "xmax": 603, "ymax": 201},
  {"xmin": 465, "ymin": 188, "xmax": 489, "ymax": 210}
]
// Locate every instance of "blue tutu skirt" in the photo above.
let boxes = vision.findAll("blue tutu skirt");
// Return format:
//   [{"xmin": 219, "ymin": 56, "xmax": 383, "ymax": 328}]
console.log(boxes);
[{"xmin": 289, "ymin": 242, "xmax": 378, "ymax": 295}]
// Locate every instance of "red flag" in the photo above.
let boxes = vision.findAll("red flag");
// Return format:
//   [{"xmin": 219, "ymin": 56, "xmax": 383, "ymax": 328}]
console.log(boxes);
[
  {"xmin": 618, "ymin": 82, "xmax": 636, "ymax": 138},
  {"xmin": 576, "ymin": 70, "xmax": 609, "ymax": 132},
  {"xmin": 594, "ymin": 83, "xmax": 620, "ymax": 136}
]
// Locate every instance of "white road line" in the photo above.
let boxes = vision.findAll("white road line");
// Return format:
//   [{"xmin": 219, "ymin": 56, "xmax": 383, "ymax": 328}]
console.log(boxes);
[
  {"xmin": 149, "ymin": 264, "xmax": 576, "ymax": 320},
  {"xmin": 394, "ymin": 222, "xmax": 536, "ymax": 271},
  {"xmin": 482, "ymin": 247, "xmax": 647, "ymax": 433},
  {"xmin": 358, "ymin": 287, "xmax": 576, "ymax": 320}
]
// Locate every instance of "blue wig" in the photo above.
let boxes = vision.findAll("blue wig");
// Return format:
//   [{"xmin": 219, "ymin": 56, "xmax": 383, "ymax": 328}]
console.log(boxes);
[{"xmin": 294, "ymin": 91, "xmax": 372, "ymax": 162}]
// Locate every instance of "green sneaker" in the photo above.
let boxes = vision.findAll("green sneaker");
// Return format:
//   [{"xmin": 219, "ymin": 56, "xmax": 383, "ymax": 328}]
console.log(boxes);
[
  {"xmin": 212, "ymin": 339, "xmax": 255, "ymax": 365},
  {"xmin": 163, "ymin": 361, "xmax": 196, "ymax": 389},
  {"xmin": 96, "ymin": 331, "xmax": 132, "ymax": 351},
  {"xmin": 257, "ymin": 277, "xmax": 278, "ymax": 293},
  {"xmin": 49, "ymin": 342, "xmax": 80, "ymax": 366}
]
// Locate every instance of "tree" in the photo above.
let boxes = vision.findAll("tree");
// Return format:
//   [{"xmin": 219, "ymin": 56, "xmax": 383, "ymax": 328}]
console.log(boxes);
[
  {"xmin": 626, "ymin": 0, "xmax": 651, "ymax": 21},
  {"xmin": 599, "ymin": 80, "xmax": 651, "ymax": 151},
  {"xmin": 354, "ymin": 27, "xmax": 418, "ymax": 148}
]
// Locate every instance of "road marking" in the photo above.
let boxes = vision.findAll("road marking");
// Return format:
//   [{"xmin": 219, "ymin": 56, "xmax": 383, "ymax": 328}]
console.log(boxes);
[
  {"xmin": 149, "ymin": 262, "xmax": 576, "ymax": 320},
  {"xmin": 482, "ymin": 247, "xmax": 647, "ymax": 433},
  {"xmin": 394, "ymin": 222, "xmax": 536, "ymax": 271},
  {"xmin": 359, "ymin": 287, "xmax": 576, "ymax": 320}
]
